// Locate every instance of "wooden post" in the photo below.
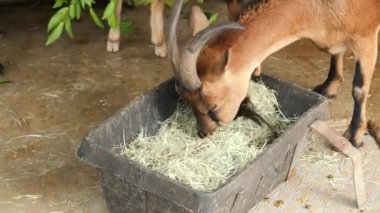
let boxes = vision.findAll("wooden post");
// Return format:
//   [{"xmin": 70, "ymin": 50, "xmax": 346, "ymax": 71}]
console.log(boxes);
[{"xmin": 310, "ymin": 120, "xmax": 366, "ymax": 209}]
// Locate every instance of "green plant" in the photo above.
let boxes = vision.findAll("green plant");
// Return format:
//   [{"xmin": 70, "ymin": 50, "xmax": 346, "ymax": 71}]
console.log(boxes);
[
  {"xmin": 47, "ymin": 0, "xmax": 105, "ymax": 45},
  {"xmin": 119, "ymin": 19, "xmax": 134, "ymax": 35},
  {"xmin": 47, "ymin": 0, "xmax": 214, "ymax": 45},
  {"xmin": 204, "ymin": 11, "xmax": 218, "ymax": 24}
]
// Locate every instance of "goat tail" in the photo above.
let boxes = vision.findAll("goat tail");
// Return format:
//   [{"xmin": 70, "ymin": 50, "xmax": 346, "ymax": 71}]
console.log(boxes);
[{"xmin": 367, "ymin": 119, "xmax": 380, "ymax": 145}]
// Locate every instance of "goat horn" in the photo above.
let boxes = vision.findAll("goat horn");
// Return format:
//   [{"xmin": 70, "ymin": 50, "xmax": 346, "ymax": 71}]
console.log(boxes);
[
  {"xmin": 179, "ymin": 23, "xmax": 244, "ymax": 91},
  {"xmin": 167, "ymin": 0, "xmax": 183, "ymax": 76}
]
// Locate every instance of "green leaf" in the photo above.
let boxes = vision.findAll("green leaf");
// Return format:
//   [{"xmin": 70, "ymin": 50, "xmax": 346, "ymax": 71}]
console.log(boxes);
[
  {"xmin": 120, "ymin": 20, "xmax": 133, "ymax": 28},
  {"xmin": 81, "ymin": 0, "xmax": 93, "ymax": 7},
  {"xmin": 107, "ymin": 13, "xmax": 118, "ymax": 29},
  {"xmin": 204, "ymin": 11, "xmax": 211, "ymax": 18},
  {"xmin": 47, "ymin": 7, "xmax": 68, "ymax": 32},
  {"xmin": 120, "ymin": 20, "xmax": 133, "ymax": 35},
  {"xmin": 75, "ymin": 2, "xmax": 81, "ymax": 19},
  {"xmin": 0, "ymin": 76, "xmax": 12, "ymax": 84},
  {"xmin": 64, "ymin": 19, "xmax": 73, "ymax": 38},
  {"xmin": 89, "ymin": 8, "xmax": 104, "ymax": 28},
  {"xmin": 133, "ymin": 0, "xmax": 150, "ymax": 6},
  {"xmin": 204, "ymin": 11, "xmax": 219, "ymax": 24},
  {"xmin": 69, "ymin": 4, "xmax": 76, "ymax": 19},
  {"xmin": 197, "ymin": 0, "xmax": 204, "ymax": 3},
  {"xmin": 46, "ymin": 22, "xmax": 64, "ymax": 45},
  {"xmin": 102, "ymin": 1, "xmax": 115, "ymax": 19},
  {"xmin": 208, "ymin": 12, "xmax": 218, "ymax": 24},
  {"xmin": 165, "ymin": 0, "xmax": 174, "ymax": 7},
  {"xmin": 79, "ymin": 0, "xmax": 85, "ymax": 8},
  {"xmin": 165, "ymin": 0, "xmax": 188, "ymax": 7},
  {"xmin": 53, "ymin": 0, "xmax": 65, "ymax": 8}
]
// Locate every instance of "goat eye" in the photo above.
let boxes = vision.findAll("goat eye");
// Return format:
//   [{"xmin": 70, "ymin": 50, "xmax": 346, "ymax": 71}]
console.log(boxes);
[
  {"xmin": 207, "ymin": 105, "xmax": 219, "ymax": 123},
  {"xmin": 175, "ymin": 80, "xmax": 182, "ymax": 93},
  {"xmin": 175, "ymin": 80, "xmax": 180, "ymax": 88}
]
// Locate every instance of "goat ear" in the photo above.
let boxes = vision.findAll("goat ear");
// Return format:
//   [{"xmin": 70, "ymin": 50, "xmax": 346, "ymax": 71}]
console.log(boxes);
[
  {"xmin": 212, "ymin": 49, "xmax": 230, "ymax": 75},
  {"xmin": 189, "ymin": 6, "xmax": 210, "ymax": 36},
  {"xmin": 221, "ymin": 49, "xmax": 231, "ymax": 73}
]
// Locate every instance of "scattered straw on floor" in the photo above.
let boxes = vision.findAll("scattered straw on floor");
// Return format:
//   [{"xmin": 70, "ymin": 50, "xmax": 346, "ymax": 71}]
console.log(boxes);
[{"xmin": 120, "ymin": 81, "xmax": 291, "ymax": 191}]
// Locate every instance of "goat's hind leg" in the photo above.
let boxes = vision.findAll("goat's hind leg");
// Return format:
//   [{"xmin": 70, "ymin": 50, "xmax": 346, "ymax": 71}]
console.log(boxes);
[
  {"xmin": 313, "ymin": 52, "xmax": 344, "ymax": 98},
  {"xmin": 344, "ymin": 35, "xmax": 378, "ymax": 147},
  {"xmin": 151, "ymin": 0, "xmax": 167, "ymax": 57},
  {"xmin": 107, "ymin": 0, "xmax": 123, "ymax": 52}
]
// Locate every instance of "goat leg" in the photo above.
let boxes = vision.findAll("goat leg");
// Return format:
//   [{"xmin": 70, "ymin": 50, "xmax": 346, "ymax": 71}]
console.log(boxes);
[
  {"xmin": 151, "ymin": 0, "xmax": 167, "ymax": 57},
  {"xmin": 313, "ymin": 53, "xmax": 344, "ymax": 99},
  {"xmin": 344, "ymin": 35, "xmax": 378, "ymax": 147},
  {"xmin": 106, "ymin": 0, "xmax": 123, "ymax": 52},
  {"xmin": 238, "ymin": 97, "xmax": 278, "ymax": 136}
]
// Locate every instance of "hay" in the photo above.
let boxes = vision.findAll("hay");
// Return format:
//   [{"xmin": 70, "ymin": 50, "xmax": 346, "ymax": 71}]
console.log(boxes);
[
  {"xmin": 120, "ymin": 81, "xmax": 291, "ymax": 191},
  {"xmin": 302, "ymin": 133, "xmax": 349, "ymax": 170},
  {"xmin": 12, "ymin": 194, "xmax": 42, "ymax": 200},
  {"xmin": 5, "ymin": 133, "xmax": 66, "ymax": 144}
]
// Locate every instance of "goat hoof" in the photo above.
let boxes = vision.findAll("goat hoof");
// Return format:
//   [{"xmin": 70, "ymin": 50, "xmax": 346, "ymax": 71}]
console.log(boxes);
[
  {"xmin": 367, "ymin": 119, "xmax": 380, "ymax": 144},
  {"xmin": 251, "ymin": 75, "xmax": 262, "ymax": 82},
  {"xmin": 154, "ymin": 44, "xmax": 167, "ymax": 58},
  {"xmin": 343, "ymin": 129, "xmax": 364, "ymax": 148},
  {"xmin": 352, "ymin": 140, "xmax": 364, "ymax": 148},
  {"xmin": 313, "ymin": 84, "xmax": 337, "ymax": 99},
  {"xmin": 107, "ymin": 40, "xmax": 120, "ymax": 52}
]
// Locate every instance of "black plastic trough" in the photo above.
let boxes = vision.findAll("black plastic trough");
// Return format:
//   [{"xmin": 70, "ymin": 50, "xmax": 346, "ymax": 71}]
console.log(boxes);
[{"xmin": 77, "ymin": 75, "xmax": 330, "ymax": 213}]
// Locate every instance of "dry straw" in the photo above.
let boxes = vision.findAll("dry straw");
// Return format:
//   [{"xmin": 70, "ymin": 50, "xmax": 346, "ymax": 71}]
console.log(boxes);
[{"xmin": 121, "ymin": 81, "xmax": 291, "ymax": 191}]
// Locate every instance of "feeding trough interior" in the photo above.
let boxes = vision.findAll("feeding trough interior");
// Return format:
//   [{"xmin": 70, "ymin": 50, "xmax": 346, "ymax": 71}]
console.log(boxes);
[{"xmin": 78, "ymin": 75, "xmax": 329, "ymax": 213}]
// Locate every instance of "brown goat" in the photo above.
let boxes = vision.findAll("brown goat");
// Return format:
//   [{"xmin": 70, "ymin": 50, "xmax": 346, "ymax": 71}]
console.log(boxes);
[
  {"xmin": 107, "ymin": 0, "xmax": 168, "ymax": 55},
  {"xmin": 227, "ymin": 0, "xmax": 262, "ymax": 21},
  {"xmin": 106, "ymin": 0, "xmax": 259, "ymax": 55},
  {"xmin": 168, "ymin": 0, "xmax": 380, "ymax": 147}
]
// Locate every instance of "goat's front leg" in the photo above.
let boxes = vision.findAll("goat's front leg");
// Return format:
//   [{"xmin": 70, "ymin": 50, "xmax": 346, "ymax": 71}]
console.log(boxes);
[
  {"xmin": 107, "ymin": 0, "xmax": 123, "ymax": 52},
  {"xmin": 344, "ymin": 35, "xmax": 378, "ymax": 147},
  {"xmin": 189, "ymin": 6, "xmax": 210, "ymax": 36},
  {"xmin": 150, "ymin": 0, "xmax": 166, "ymax": 57},
  {"xmin": 251, "ymin": 65, "xmax": 262, "ymax": 82},
  {"xmin": 237, "ymin": 97, "xmax": 278, "ymax": 136},
  {"xmin": 313, "ymin": 52, "xmax": 344, "ymax": 98}
]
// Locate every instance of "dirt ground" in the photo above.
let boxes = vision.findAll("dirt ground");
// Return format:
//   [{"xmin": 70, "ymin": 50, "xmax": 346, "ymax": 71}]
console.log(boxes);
[{"xmin": 0, "ymin": 1, "xmax": 379, "ymax": 212}]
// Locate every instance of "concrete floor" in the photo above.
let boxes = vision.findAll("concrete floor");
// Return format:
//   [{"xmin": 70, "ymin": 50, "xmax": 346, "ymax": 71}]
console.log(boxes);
[{"xmin": 0, "ymin": 2, "xmax": 379, "ymax": 212}]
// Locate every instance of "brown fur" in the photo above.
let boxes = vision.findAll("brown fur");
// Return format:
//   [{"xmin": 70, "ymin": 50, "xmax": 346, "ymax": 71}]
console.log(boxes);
[
  {"xmin": 238, "ymin": 0, "xmax": 272, "ymax": 24},
  {"xmin": 227, "ymin": 0, "xmax": 268, "ymax": 21},
  {"xmin": 368, "ymin": 119, "xmax": 380, "ymax": 145},
  {"xmin": 180, "ymin": 0, "xmax": 380, "ymax": 143}
]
